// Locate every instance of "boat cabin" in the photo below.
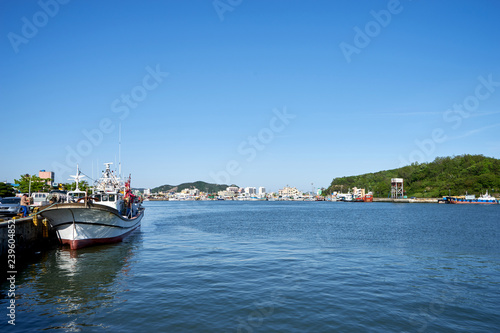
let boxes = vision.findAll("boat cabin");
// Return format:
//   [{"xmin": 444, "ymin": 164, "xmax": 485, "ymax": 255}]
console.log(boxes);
[
  {"xmin": 67, "ymin": 191, "xmax": 87, "ymax": 203},
  {"xmin": 31, "ymin": 192, "xmax": 50, "ymax": 206},
  {"xmin": 93, "ymin": 193, "xmax": 119, "ymax": 203}
]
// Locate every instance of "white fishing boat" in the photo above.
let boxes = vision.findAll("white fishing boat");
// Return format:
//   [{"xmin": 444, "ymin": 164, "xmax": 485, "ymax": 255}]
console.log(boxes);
[
  {"xmin": 39, "ymin": 163, "xmax": 144, "ymax": 250},
  {"xmin": 337, "ymin": 192, "xmax": 353, "ymax": 202}
]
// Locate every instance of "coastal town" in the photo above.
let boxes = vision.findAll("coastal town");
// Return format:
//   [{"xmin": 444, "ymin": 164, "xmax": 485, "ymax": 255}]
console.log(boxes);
[
  {"xmin": 1, "ymin": 162, "xmax": 499, "ymax": 213},
  {"xmin": 144, "ymin": 185, "xmax": 322, "ymax": 201},
  {"xmin": 144, "ymin": 185, "xmax": 378, "ymax": 202},
  {"xmin": 0, "ymin": 167, "xmax": 355, "ymax": 203}
]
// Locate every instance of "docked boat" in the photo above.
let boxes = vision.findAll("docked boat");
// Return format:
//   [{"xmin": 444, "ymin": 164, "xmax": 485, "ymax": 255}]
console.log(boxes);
[
  {"xmin": 353, "ymin": 196, "xmax": 364, "ymax": 202},
  {"xmin": 363, "ymin": 192, "xmax": 373, "ymax": 202},
  {"xmin": 448, "ymin": 191, "xmax": 498, "ymax": 204},
  {"xmin": 39, "ymin": 163, "xmax": 144, "ymax": 249},
  {"xmin": 337, "ymin": 192, "xmax": 353, "ymax": 202}
]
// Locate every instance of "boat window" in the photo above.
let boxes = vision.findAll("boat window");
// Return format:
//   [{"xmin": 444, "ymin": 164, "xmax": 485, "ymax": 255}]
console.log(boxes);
[
  {"xmin": 102, "ymin": 195, "xmax": 108, "ymax": 202},
  {"xmin": 94, "ymin": 194, "xmax": 101, "ymax": 201},
  {"xmin": 108, "ymin": 194, "xmax": 115, "ymax": 202}
]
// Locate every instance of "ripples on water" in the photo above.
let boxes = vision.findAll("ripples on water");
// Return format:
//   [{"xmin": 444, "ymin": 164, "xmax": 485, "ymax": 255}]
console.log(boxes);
[{"xmin": 1, "ymin": 201, "xmax": 499, "ymax": 332}]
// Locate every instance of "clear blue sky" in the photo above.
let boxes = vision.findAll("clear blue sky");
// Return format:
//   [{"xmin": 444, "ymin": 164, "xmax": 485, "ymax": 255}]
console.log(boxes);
[{"xmin": 1, "ymin": 0, "xmax": 499, "ymax": 192}]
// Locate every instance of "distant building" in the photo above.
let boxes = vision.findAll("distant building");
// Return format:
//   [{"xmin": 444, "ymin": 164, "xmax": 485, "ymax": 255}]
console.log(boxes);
[
  {"xmin": 218, "ymin": 190, "xmax": 236, "ymax": 198},
  {"xmin": 278, "ymin": 186, "xmax": 301, "ymax": 197},
  {"xmin": 245, "ymin": 187, "xmax": 256, "ymax": 195},
  {"xmin": 39, "ymin": 170, "xmax": 54, "ymax": 186},
  {"xmin": 180, "ymin": 188, "xmax": 200, "ymax": 196},
  {"xmin": 352, "ymin": 187, "xmax": 365, "ymax": 198},
  {"xmin": 144, "ymin": 188, "xmax": 151, "ymax": 195},
  {"xmin": 227, "ymin": 186, "xmax": 239, "ymax": 193},
  {"xmin": 258, "ymin": 187, "xmax": 266, "ymax": 196},
  {"xmin": 218, "ymin": 186, "xmax": 239, "ymax": 198}
]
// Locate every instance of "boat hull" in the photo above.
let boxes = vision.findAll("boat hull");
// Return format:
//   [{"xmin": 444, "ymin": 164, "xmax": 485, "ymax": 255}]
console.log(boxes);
[
  {"xmin": 39, "ymin": 203, "xmax": 144, "ymax": 250},
  {"xmin": 363, "ymin": 195, "xmax": 373, "ymax": 202}
]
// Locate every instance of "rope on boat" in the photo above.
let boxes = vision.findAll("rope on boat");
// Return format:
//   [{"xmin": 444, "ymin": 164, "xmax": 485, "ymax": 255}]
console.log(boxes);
[{"xmin": 32, "ymin": 202, "xmax": 59, "ymax": 215}]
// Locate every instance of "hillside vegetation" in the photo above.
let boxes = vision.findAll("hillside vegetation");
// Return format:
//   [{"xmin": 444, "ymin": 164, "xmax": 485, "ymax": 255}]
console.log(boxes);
[
  {"xmin": 152, "ymin": 181, "xmax": 233, "ymax": 194},
  {"xmin": 325, "ymin": 155, "xmax": 500, "ymax": 198}
]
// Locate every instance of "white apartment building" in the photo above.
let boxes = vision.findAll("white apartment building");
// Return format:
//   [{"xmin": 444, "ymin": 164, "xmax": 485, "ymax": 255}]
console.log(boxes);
[
  {"xmin": 278, "ymin": 186, "xmax": 301, "ymax": 197},
  {"xmin": 258, "ymin": 187, "xmax": 266, "ymax": 196},
  {"xmin": 352, "ymin": 187, "xmax": 365, "ymax": 198},
  {"xmin": 245, "ymin": 187, "xmax": 256, "ymax": 195},
  {"xmin": 181, "ymin": 188, "xmax": 200, "ymax": 196},
  {"xmin": 189, "ymin": 188, "xmax": 200, "ymax": 196}
]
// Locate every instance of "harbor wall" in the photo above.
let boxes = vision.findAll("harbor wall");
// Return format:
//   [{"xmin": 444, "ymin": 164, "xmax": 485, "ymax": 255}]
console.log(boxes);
[
  {"xmin": 373, "ymin": 198, "xmax": 439, "ymax": 203},
  {"xmin": 0, "ymin": 215, "xmax": 59, "ymax": 278}
]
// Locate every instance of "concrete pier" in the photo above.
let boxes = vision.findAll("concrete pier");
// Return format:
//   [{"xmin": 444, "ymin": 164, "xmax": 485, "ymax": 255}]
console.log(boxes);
[
  {"xmin": 0, "ymin": 214, "xmax": 59, "ymax": 278},
  {"xmin": 373, "ymin": 198, "xmax": 439, "ymax": 203}
]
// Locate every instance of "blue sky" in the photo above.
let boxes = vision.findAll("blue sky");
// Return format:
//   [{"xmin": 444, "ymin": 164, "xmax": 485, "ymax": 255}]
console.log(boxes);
[{"xmin": 1, "ymin": 0, "xmax": 499, "ymax": 192}]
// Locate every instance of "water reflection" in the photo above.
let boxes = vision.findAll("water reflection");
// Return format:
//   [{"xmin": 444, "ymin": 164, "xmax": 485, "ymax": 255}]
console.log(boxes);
[{"xmin": 18, "ymin": 231, "xmax": 142, "ymax": 331}]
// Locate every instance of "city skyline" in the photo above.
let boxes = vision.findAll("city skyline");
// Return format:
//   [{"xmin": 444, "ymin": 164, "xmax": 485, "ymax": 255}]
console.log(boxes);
[{"xmin": 1, "ymin": 0, "xmax": 499, "ymax": 192}]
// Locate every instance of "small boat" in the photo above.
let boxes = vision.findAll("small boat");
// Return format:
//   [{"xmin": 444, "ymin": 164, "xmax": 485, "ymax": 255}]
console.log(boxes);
[
  {"xmin": 363, "ymin": 192, "xmax": 373, "ymax": 202},
  {"xmin": 39, "ymin": 163, "xmax": 145, "ymax": 249}
]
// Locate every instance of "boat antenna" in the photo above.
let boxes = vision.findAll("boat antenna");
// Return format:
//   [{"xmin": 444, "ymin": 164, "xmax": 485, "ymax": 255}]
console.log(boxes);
[
  {"xmin": 68, "ymin": 164, "xmax": 85, "ymax": 191},
  {"xmin": 119, "ymin": 122, "xmax": 122, "ymax": 179}
]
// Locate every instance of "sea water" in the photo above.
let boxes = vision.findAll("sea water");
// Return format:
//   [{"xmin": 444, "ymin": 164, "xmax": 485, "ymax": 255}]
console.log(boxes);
[{"xmin": 1, "ymin": 201, "xmax": 499, "ymax": 332}]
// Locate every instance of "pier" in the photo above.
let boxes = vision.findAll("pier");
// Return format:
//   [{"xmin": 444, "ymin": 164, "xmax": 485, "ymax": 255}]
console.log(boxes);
[
  {"xmin": 373, "ymin": 197, "xmax": 439, "ymax": 203},
  {"xmin": 0, "ymin": 213, "xmax": 59, "ymax": 278}
]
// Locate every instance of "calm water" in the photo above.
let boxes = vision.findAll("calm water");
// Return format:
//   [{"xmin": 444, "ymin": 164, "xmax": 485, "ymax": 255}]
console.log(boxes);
[{"xmin": 2, "ymin": 201, "xmax": 499, "ymax": 332}]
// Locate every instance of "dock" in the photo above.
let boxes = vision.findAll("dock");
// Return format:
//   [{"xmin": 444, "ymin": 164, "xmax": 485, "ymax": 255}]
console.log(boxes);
[
  {"xmin": 373, "ymin": 198, "xmax": 439, "ymax": 203},
  {"xmin": 0, "ymin": 213, "xmax": 59, "ymax": 278}
]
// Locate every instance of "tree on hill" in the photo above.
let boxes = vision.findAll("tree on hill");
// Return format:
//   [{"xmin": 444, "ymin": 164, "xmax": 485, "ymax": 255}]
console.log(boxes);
[{"xmin": 325, "ymin": 155, "xmax": 500, "ymax": 198}]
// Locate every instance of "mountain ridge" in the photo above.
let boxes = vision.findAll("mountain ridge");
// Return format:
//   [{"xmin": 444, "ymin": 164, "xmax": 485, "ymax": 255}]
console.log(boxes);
[{"xmin": 152, "ymin": 181, "xmax": 235, "ymax": 194}]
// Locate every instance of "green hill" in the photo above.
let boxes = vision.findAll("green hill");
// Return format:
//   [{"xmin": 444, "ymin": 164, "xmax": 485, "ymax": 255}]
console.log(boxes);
[
  {"xmin": 325, "ymin": 155, "xmax": 500, "ymax": 198},
  {"xmin": 152, "ymin": 181, "xmax": 235, "ymax": 194}
]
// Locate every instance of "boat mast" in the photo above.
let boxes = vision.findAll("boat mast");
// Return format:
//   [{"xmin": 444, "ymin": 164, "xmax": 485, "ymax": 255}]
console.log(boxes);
[
  {"xmin": 119, "ymin": 123, "xmax": 122, "ymax": 179},
  {"xmin": 68, "ymin": 164, "xmax": 85, "ymax": 192}
]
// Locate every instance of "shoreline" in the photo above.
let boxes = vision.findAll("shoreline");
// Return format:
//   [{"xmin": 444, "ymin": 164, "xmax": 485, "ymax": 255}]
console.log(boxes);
[{"xmin": 145, "ymin": 197, "xmax": 443, "ymax": 203}]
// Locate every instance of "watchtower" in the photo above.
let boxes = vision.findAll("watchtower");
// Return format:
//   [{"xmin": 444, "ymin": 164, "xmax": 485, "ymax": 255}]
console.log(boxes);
[{"xmin": 391, "ymin": 178, "xmax": 404, "ymax": 199}]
